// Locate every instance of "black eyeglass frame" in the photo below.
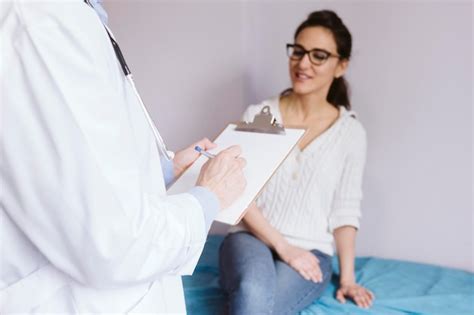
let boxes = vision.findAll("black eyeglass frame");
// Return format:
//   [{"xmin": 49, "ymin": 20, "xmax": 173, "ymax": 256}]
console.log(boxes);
[{"xmin": 286, "ymin": 43, "xmax": 341, "ymax": 65}]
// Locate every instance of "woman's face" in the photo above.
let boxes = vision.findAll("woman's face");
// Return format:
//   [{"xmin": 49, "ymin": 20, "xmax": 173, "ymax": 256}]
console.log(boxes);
[{"xmin": 289, "ymin": 26, "xmax": 348, "ymax": 97}]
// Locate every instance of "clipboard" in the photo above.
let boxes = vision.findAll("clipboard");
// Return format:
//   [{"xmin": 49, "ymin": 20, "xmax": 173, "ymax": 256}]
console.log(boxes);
[{"xmin": 167, "ymin": 106, "xmax": 306, "ymax": 225}]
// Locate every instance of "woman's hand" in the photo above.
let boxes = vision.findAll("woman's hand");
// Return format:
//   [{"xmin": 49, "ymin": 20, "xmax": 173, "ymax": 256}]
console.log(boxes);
[
  {"xmin": 336, "ymin": 282, "xmax": 375, "ymax": 308},
  {"xmin": 173, "ymin": 138, "xmax": 217, "ymax": 178},
  {"xmin": 276, "ymin": 243, "xmax": 322, "ymax": 283}
]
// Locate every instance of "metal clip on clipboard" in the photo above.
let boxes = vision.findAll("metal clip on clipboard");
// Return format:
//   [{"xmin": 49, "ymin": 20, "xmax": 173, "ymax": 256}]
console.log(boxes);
[{"xmin": 235, "ymin": 106, "xmax": 285, "ymax": 135}]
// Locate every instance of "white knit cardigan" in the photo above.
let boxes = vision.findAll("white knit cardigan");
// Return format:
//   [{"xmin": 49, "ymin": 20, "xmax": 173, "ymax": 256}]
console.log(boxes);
[{"xmin": 230, "ymin": 97, "xmax": 367, "ymax": 256}]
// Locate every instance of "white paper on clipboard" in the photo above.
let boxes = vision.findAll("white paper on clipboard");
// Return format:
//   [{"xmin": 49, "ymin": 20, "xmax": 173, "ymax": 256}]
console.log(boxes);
[{"xmin": 167, "ymin": 124, "xmax": 305, "ymax": 225}]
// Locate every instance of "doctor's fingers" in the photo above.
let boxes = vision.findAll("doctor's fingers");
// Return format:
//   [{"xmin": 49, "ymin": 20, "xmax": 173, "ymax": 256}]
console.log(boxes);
[
  {"xmin": 225, "ymin": 167, "xmax": 246, "ymax": 188},
  {"xmin": 227, "ymin": 157, "xmax": 246, "ymax": 170},
  {"xmin": 195, "ymin": 137, "xmax": 217, "ymax": 150},
  {"xmin": 218, "ymin": 145, "xmax": 242, "ymax": 158},
  {"xmin": 219, "ymin": 156, "xmax": 246, "ymax": 174}
]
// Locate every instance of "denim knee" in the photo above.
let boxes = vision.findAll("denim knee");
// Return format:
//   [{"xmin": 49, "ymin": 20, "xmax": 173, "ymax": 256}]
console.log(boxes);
[{"xmin": 229, "ymin": 278, "xmax": 274, "ymax": 314}]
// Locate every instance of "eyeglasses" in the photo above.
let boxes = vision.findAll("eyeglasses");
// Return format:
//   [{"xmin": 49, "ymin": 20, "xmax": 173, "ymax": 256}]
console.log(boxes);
[{"xmin": 286, "ymin": 44, "xmax": 340, "ymax": 66}]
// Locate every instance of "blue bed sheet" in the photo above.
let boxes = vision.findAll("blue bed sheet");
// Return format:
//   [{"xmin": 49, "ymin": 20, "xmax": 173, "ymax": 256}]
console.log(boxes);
[{"xmin": 183, "ymin": 236, "xmax": 474, "ymax": 315}]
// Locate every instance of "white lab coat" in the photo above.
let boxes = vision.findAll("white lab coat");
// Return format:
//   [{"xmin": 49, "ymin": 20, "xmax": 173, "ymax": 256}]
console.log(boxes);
[{"xmin": 0, "ymin": 1, "xmax": 208, "ymax": 313}]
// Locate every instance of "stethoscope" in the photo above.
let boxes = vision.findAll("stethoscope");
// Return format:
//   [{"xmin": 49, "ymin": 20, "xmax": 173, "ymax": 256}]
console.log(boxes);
[{"xmin": 84, "ymin": 0, "xmax": 173, "ymax": 161}]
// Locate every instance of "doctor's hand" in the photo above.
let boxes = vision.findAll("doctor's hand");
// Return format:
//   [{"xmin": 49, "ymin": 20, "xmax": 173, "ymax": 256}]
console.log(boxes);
[
  {"xmin": 196, "ymin": 145, "xmax": 247, "ymax": 209},
  {"xmin": 173, "ymin": 138, "xmax": 217, "ymax": 178}
]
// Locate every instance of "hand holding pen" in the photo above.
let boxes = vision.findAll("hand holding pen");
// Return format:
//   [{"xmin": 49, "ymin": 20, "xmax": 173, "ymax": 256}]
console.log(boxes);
[
  {"xmin": 172, "ymin": 138, "xmax": 217, "ymax": 178},
  {"xmin": 195, "ymin": 145, "xmax": 247, "ymax": 209},
  {"xmin": 195, "ymin": 146, "xmax": 216, "ymax": 159}
]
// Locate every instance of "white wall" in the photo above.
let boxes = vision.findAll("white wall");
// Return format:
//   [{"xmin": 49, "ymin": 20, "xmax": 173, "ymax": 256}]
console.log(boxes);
[
  {"xmin": 104, "ymin": 0, "xmax": 247, "ymax": 151},
  {"xmin": 104, "ymin": 1, "xmax": 473, "ymax": 271}
]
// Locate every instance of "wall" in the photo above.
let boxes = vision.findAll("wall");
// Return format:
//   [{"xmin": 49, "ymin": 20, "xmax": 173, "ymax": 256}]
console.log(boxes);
[{"xmin": 105, "ymin": 0, "xmax": 247, "ymax": 151}]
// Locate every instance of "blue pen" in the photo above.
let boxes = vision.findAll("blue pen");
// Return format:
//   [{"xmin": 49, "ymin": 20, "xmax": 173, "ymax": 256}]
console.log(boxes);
[{"xmin": 195, "ymin": 146, "xmax": 216, "ymax": 159}]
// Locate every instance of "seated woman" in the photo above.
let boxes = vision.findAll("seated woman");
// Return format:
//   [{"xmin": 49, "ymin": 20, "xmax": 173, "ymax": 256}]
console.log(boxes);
[{"xmin": 219, "ymin": 10, "xmax": 375, "ymax": 315}]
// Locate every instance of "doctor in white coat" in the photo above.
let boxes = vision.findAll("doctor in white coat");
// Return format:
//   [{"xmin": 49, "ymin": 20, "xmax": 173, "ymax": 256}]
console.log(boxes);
[{"xmin": 0, "ymin": 0, "xmax": 247, "ymax": 313}]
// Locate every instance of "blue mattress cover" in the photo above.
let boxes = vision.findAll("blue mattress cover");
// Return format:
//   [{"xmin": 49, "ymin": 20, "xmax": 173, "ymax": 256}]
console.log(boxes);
[{"xmin": 183, "ymin": 236, "xmax": 474, "ymax": 315}]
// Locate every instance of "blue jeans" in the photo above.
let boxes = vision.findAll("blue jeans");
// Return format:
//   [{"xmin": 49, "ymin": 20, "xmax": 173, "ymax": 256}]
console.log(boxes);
[{"xmin": 219, "ymin": 232, "xmax": 333, "ymax": 315}]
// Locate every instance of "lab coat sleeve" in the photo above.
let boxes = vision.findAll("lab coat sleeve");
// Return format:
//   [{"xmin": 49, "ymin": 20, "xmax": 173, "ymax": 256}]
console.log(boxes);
[
  {"xmin": 160, "ymin": 154, "xmax": 219, "ymax": 230},
  {"xmin": 3, "ymin": 2, "xmax": 213, "ymax": 289},
  {"xmin": 188, "ymin": 187, "xmax": 220, "ymax": 232},
  {"xmin": 160, "ymin": 155, "xmax": 176, "ymax": 188}
]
